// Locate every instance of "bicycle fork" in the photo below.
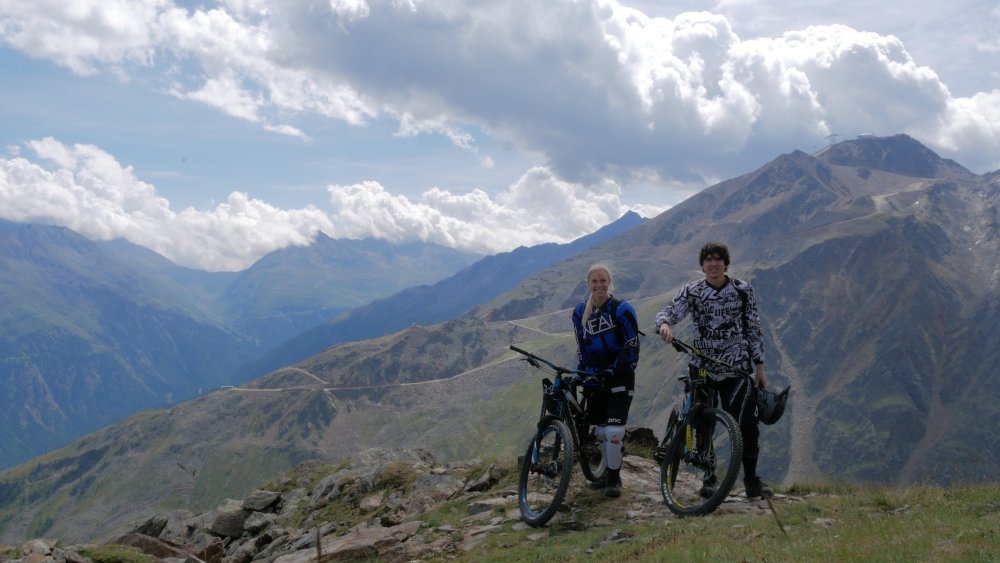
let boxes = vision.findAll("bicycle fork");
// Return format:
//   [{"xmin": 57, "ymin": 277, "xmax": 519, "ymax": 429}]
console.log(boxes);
[{"xmin": 530, "ymin": 425, "xmax": 564, "ymax": 478}]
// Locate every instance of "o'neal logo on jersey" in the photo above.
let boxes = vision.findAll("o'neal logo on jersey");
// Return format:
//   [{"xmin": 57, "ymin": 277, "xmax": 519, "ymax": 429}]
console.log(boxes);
[{"xmin": 585, "ymin": 314, "xmax": 617, "ymax": 336}]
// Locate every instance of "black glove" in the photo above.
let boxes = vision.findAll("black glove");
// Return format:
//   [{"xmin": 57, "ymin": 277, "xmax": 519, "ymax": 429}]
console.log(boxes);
[{"xmin": 582, "ymin": 370, "xmax": 610, "ymax": 391}]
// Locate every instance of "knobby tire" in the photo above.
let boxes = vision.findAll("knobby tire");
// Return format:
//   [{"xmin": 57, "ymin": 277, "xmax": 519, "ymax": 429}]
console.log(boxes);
[
  {"xmin": 518, "ymin": 419, "xmax": 574, "ymax": 526},
  {"xmin": 659, "ymin": 407, "xmax": 743, "ymax": 517}
]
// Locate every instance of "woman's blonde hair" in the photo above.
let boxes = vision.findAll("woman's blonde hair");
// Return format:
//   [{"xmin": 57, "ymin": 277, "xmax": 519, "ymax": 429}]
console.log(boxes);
[{"xmin": 582, "ymin": 263, "xmax": 614, "ymax": 320}]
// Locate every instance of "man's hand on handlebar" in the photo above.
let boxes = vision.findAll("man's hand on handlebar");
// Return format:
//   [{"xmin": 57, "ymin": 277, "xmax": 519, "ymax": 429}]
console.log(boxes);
[{"xmin": 658, "ymin": 323, "xmax": 674, "ymax": 343}]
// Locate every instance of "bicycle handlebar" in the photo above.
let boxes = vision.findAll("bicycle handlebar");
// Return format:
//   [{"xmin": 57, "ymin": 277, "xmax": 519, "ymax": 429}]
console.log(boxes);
[
  {"xmin": 669, "ymin": 338, "xmax": 733, "ymax": 368},
  {"xmin": 509, "ymin": 345, "xmax": 591, "ymax": 379}
]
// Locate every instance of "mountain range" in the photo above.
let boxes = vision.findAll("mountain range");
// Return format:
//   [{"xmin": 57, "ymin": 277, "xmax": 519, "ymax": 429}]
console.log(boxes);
[
  {"xmin": 0, "ymin": 227, "xmax": 480, "ymax": 470},
  {"xmin": 0, "ymin": 134, "xmax": 996, "ymax": 544},
  {"xmin": 0, "ymin": 210, "xmax": 643, "ymax": 473},
  {"xmin": 235, "ymin": 211, "xmax": 645, "ymax": 379}
]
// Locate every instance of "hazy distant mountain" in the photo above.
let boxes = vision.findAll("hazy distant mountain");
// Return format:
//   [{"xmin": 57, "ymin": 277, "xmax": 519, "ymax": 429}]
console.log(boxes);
[
  {"xmin": 0, "ymin": 227, "xmax": 474, "ymax": 471},
  {"xmin": 0, "ymin": 221, "xmax": 255, "ymax": 470},
  {"xmin": 216, "ymin": 234, "xmax": 481, "ymax": 348},
  {"xmin": 2, "ymin": 135, "xmax": 996, "ymax": 543},
  {"xmin": 236, "ymin": 211, "xmax": 645, "ymax": 379}
]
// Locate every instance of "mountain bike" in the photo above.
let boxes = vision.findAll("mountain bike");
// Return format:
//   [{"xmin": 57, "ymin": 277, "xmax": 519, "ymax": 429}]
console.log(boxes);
[
  {"xmin": 654, "ymin": 338, "xmax": 743, "ymax": 516},
  {"xmin": 510, "ymin": 345, "xmax": 607, "ymax": 526}
]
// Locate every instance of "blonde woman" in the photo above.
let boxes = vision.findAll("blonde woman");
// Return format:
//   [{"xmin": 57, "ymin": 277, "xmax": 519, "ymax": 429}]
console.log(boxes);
[{"xmin": 571, "ymin": 264, "xmax": 641, "ymax": 498}]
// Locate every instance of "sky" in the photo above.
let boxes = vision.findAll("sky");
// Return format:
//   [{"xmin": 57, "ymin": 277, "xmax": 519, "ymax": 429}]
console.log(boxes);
[{"xmin": 1, "ymin": 0, "xmax": 998, "ymax": 271}]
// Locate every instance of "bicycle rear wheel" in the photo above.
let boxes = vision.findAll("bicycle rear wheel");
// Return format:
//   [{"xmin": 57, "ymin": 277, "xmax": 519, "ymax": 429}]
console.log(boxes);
[
  {"xmin": 578, "ymin": 423, "xmax": 606, "ymax": 483},
  {"xmin": 518, "ymin": 419, "xmax": 574, "ymax": 526},
  {"xmin": 659, "ymin": 407, "xmax": 743, "ymax": 517}
]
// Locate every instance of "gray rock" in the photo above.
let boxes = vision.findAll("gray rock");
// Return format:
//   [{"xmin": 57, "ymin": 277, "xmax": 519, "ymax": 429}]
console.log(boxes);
[
  {"xmin": 464, "ymin": 464, "xmax": 499, "ymax": 492},
  {"xmin": 288, "ymin": 521, "xmax": 335, "ymax": 551},
  {"xmin": 272, "ymin": 521, "xmax": 422, "ymax": 563},
  {"xmin": 21, "ymin": 539, "xmax": 55, "ymax": 556},
  {"xmin": 243, "ymin": 490, "xmax": 281, "ymax": 512},
  {"xmin": 406, "ymin": 473, "xmax": 466, "ymax": 513},
  {"xmin": 159, "ymin": 510, "xmax": 198, "ymax": 543},
  {"xmin": 109, "ymin": 533, "xmax": 192, "ymax": 559},
  {"xmin": 207, "ymin": 499, "xmax": 247, "ymax": 538},
  {"xmin": 624, "ymin": 427, "xmax": 659, "ymax": 449},
  {"xmin": 132, "ymin": 515, "xmax": 168, "ymax": 538},
  {"xmin": 244, "ymin": 511, "xmax": 276, "ymax": 534},
  {"xmin": 311, "ymin": 474, "xmax": 340, "ymax": 502}
]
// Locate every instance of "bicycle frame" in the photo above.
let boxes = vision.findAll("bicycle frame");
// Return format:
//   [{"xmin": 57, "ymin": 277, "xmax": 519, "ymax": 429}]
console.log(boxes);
[
  {"xmin": 657, "ymin": 339, "xmax": 730, "ymax": 456},
  {"xmin": 657, "ymin": 338, "xmax": 744, "ymax": 517},
  {"xmin": 512, "ymin": 344, "xmax": 610, "ymax": 526},
  {"xmin": 512, "ymin": 345, "xmax": 590, "ymax": 451}
]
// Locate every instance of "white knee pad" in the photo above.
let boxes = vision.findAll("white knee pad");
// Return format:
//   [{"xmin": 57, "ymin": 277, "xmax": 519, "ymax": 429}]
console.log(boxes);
[{"xmin": 604, "ymin": 425, "xmax": 625, "ymax": 470}]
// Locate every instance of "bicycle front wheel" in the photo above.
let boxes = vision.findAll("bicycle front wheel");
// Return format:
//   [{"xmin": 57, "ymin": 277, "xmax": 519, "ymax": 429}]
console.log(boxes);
[
  {"xmin": 659, "ymin": 407, "xmax": 743, "ymax": 517},
  {"xmin": 518, "ymin": 419, "xmax": 574, "ymax": 526}
]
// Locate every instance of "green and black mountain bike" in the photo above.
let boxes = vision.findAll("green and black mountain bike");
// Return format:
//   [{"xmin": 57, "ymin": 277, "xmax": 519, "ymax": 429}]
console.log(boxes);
[
  {"xmin": 510, "ymin": 345, "xmax": 607, "ymax": 526},
  {"xmin": 655, "ymin": 338, "xmax": 744, "ymax": 516}
]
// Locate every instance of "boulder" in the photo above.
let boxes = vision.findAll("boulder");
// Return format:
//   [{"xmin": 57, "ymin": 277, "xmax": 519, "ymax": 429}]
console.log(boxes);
[
  {"xmin": 207, "ymin": 499, "xmax": 247, "ymax": 538},
  {"xmin": 243, "ymin": 490, "xmax": 281, "ymax": 512},
  {"xmin": 109, "ymin": 533, "xmax": 192, "ymax": 559}
]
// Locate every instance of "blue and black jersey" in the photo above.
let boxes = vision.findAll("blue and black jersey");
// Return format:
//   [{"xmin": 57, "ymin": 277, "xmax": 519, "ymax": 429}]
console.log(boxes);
[{"xmin": 572, "ymin": 296, "xmax": 641, "ymax": 376}]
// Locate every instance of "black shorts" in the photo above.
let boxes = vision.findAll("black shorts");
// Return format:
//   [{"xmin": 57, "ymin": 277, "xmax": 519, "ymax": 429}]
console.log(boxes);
[{"xmin": 583, "ymin": 370, "xmax": 635, "ymax": 426}]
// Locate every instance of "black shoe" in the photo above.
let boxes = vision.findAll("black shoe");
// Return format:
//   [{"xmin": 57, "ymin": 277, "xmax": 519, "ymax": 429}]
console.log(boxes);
[
  {"xmin": 604, "ymin": 469, "xmax": 622, "ymax": 498},
  {"xmin": 744, "ymin": 476, "xmax": 773, "ymax": 499},
  {"xmin": 605, "ymin": 482, "xmax": 621, "ymax": 498},
  {"xmin": 698, "ymin": 474, "xmax": 718, "ymax": 499},
  {"xmin": 605, "ymin": 481, "xmax": 621, "ymax": 498},
  {"xmin": 587, "ymin": 477, "xmax": 606, "ymax": 490}
]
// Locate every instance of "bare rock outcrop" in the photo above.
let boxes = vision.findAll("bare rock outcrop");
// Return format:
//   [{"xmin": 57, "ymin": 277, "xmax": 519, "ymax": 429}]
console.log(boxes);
[{"xmin": 1, "ymin": 432, "xmax": 790, "ymax": 563}]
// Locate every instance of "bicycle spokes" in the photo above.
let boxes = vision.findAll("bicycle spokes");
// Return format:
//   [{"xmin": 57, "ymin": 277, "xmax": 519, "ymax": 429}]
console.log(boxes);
[
  {"xmin": 660, "ymin": 408, "xmax": 743, "ymax": 517},
  {"xmin": 518, "ymin": 420, "xmax": 574, "ymax": 526}
]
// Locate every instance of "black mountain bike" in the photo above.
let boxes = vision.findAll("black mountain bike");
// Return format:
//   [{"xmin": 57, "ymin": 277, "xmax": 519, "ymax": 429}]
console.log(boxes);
[
  {"xmin": 655, "ymin": 338, "xmax": 743, "ymax": 516},
  {"xmin": 510, "ymin": 345, "xmax": 607, "ymax": 526}
]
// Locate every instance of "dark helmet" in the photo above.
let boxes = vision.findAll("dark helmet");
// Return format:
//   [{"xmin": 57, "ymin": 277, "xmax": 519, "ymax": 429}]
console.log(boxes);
[{"xmin": 756, "ymin": 386, "xmax": 790, "ymax": 425}]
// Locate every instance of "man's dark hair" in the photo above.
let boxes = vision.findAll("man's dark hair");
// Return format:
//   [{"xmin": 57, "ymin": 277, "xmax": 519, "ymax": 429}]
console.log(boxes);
[{"xmin": 699, "ymin": 241, "xmax": 731, "ymax": 267}]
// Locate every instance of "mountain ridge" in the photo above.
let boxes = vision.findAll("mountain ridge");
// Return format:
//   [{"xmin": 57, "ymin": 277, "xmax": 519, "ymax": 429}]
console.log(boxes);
[
  {"xmin": 234, "ymin": 211, "xmax": 646, "ymax": 379},
  {"xmin": 0, "ymin": 224, "xmax": 484, "ymax": 470},
  {"xmin": 0, "ymin": 134, "xmax": 996, "ymax": 544}
]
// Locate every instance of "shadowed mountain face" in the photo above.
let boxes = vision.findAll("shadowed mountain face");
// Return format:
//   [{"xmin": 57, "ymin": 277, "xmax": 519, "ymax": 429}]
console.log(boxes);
[{"xmin": 1, "ymin": 134, "xmax": 996, "ymax": 544}]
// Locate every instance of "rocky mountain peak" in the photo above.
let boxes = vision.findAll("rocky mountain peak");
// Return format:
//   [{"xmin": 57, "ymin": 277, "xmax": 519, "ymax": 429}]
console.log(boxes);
[{"xmin": 816, "ymin": 133, "xmax": 972, "ymax": 179}]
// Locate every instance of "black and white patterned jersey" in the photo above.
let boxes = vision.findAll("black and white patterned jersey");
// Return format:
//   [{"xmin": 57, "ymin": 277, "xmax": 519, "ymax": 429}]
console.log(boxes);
[{"xmin": 654, "ymin": 276, "xmax": 764, "ymax": 380}]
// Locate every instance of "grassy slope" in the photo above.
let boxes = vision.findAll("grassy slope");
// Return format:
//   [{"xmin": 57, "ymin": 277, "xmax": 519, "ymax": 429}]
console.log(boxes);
[
  {"xmin": 462, "ymin": 484, "xmax": 999, "ymax": 561},
  {"xmin": 258, "ymin": 454, "xmax": 1000, "ymax": 563}
]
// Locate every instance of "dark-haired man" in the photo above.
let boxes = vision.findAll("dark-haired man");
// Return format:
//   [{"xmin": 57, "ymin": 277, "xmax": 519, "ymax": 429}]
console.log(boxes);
[{"xmin": 654, "ymin": 242, "xmax": 773, "ymax": 499}]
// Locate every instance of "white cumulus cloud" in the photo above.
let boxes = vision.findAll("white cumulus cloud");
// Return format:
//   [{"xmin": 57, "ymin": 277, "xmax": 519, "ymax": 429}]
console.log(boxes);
[
  {"xmin": 3, "ymin": 0, "xmax": 997, "ymax": 176},
  {"xmin": 1, "ymin": 138, "xmax": 652, "ymax": 269},
  {"xmin": 324, "ymin": 167, "xmax": 651, "ymax": 254},
  {"xmin": 0, "ymin": 138, "xmax": 332, "ymax": 271},
  {"xmin": 1, "ymin": 0, "xmax": 998, "ymax": 264}
]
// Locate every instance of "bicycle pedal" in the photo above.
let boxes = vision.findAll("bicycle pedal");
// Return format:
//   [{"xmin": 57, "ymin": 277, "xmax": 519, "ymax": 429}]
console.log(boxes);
[{"xmin": 653, "ymin": 447, "xmax": 667, "ymax": 462}]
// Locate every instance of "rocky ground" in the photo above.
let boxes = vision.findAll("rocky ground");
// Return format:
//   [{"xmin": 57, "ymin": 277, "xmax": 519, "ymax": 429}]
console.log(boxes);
[{"xmin": 0, "ymin": 435, "xmax": 794, "ymax": 563}]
